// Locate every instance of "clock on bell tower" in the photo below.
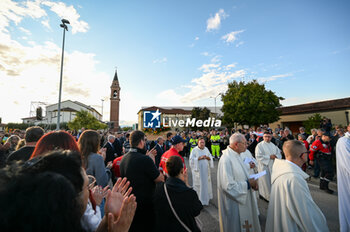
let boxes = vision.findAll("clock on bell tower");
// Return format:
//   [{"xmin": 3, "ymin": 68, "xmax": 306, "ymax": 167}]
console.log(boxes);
[{"xmin": 110, "ymin": 69, "xmax": 121, "ymax": 132}]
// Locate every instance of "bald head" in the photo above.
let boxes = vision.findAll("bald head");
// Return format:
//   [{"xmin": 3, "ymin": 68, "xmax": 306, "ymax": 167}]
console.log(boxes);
[{"xmin": 283, "ymin": 140, "xmax": 307, "ymax": 166}]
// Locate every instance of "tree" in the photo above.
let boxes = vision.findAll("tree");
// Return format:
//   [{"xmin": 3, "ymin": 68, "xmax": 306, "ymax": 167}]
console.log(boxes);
[
  {"xmin": 303, "ymin": 113, "xmax": 323, "ymax": 134},
  {"xmin": 68, "ymin": 110, "xmax": 107, "ymax": 131},
  {"xmin": 191, "ymin": 107, "xmax": 211, "ymax": 130},
  {"xmin": 221, "ymin": 80, "xmax": 284, "ymax": 128}
]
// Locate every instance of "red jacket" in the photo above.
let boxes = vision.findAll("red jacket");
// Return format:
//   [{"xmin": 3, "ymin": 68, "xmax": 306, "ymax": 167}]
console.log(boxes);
[
  {"xmin": 112, "ymin": 155, "xmax": 123, "ymax": 178},
  {"xmin": 159, "ymin": 147, "xmax": 186, "ymax": 175},
  {"xmin": 309, "ymin": 139, "xmax": 331, "ymax": 161}
]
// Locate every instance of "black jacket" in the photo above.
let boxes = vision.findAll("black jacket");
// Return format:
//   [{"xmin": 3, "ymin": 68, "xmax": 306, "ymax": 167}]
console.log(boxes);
[{"xmin": 153, "ymin": 177, "xmax": 203, "ymax": 232}]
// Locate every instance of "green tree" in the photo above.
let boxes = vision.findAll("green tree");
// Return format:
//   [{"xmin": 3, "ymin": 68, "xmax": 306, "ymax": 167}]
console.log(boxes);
[
  {"xmin": 221, "ymin": 80, "xmax": 284, "ymax": 128},
  {"xmin": 191, "ymin": 107, "xmax": 211, "ymax": 130},
  {"xmin": 303, "ymin": 113, "xmax": 323, "ymax": 134},
  {"xmin": 68, "ymin": 110, "xmax": 107, "ymax": 131}
]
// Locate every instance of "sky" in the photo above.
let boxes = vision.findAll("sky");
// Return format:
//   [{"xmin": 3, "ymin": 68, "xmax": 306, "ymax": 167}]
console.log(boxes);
[{"xmin": 0, "ymin": 0, "xmax": 349, "ymax": 126}]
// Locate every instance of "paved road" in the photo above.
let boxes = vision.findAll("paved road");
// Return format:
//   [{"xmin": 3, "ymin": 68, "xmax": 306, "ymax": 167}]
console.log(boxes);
[{"xmin": 185, "ymin": 158, "xmax": 339, "ymax": 232}]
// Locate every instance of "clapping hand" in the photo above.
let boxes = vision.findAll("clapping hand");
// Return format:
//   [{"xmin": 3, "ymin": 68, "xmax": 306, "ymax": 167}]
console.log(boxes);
[
  {"xmin": 146, "ymin": 147, "xmax": 157, "ymax": 163},
  {"xmin": 98, "ymin": 148, "xmax": 107, "ymax": 161},
  {"xmin": 105, "ymin": 177, "xmax": 133, "ymax": 219},
  {"xmin": 107, "ymin": 195, "xmax": 137, "ymax": 232},
  {"xmin": 104, "ymin": 177, "xmax": 137, "ymax": 232},
  {"xmin": 91, "ymin": 185, "xmax": 109, "ymax": 206}
]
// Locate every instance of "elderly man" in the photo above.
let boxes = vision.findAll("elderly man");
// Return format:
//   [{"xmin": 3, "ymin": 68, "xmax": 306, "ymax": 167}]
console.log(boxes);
[
  {"xmin": 189, "ymin": 137, "xmax": 214, "ymax": 205},
  {"xmin": 103, "ymin": 134, "xmax": 117, "ymax": 165},
  {"xmin": 154, "ymin": 136, "xmax": 165, "ymax": 168},
  {"xmin": 336, "ymin": 124, "xmax": 350, "ymax": 232},
  {"xmin": 255, "ymin": 131, "xmax": 281, "ymax": 201},
  {"xmin": 266, "ymin": 140, "xmax": 329, "ymax": 232},
  {"xmin": 217, "ymin": 133, "xmax": 261, "ymax": 232}
]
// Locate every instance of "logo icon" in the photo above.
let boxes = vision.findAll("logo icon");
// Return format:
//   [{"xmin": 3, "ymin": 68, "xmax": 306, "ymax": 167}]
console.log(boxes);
[{"xmin": 143, "ymin": 109, "xmax": 161, "ymax": 128}]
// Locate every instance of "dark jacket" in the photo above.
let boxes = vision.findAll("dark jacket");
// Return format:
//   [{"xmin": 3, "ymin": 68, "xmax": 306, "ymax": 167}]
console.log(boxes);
[
  {"xmin": 112, "ymin": 139, "xmax": 123, "ymax": 157},
  {"xmin": 153, "ymin": 177, "xmax": 203, "ymax": 232},
  {"xmin": 155, "ymin": 143, "xmax": 164, "ymax": 168},
  {"xmin": 103, "ymin": 142, "xmax": 116, "ymax": 165}
]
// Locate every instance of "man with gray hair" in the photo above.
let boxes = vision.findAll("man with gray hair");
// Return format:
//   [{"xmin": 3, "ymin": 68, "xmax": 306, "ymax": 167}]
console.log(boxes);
[
  {"xmin": 103, "ymin": 134, "xmax": 117, "ymax": 165},
  {"xmin": 266, "ymin": 140, "xmax": 328, "ymax": 231},
  {"xmin": 217, "ymin": 133, "xmax": 261, "ymax": 232}
]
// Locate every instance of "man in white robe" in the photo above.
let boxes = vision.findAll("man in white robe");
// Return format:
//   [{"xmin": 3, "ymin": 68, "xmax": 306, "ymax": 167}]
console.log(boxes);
[
  {"xmin": 266, "ymin": 140, "xmax": 329, "ymax": 232},
  {"xmin": 255, "ymin": 132, "xmax": 281, "ymax": 201},
  {"xmin": 189, "ymin": 137, "xmax": 214, "ymax": 205},
  {"xmin": 336, "ymin": 124, "xmax": 350, "ymax": 232},
  {"xmin": 217, "ymin": 133, "xmax": 261, "ymax": 232}
]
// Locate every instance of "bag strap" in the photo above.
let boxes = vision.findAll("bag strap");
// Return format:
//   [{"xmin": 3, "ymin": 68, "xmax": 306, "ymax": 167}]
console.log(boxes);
[{"xmin": 164, "ymin": 183, "xmax": 191, "ymax": 232}]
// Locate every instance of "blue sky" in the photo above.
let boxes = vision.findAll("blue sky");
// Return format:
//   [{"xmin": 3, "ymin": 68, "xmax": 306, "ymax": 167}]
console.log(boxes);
[{"xmin": 0, "ymin": 0, "xmax": 349, "ymax": 125}]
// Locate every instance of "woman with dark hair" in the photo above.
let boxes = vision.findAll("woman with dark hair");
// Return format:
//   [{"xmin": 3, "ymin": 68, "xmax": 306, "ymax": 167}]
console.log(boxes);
[
  {"xmin": 0, "ymin": 170, "xmax": 84, "ymax": 232},
  {"xmin": 30, "ymin": 130, "xmax": 79, "ymax": 159},
  {"xmin": 153, "ymin": 155, "xmax": 203, "ymax": 232},
  {"xmin": 0, "ymin": 150, "xmax": 137, "ymax": 232},
  {"xmin": 78, "ymin": 130, "xmax": 111, "ymax": 188}
]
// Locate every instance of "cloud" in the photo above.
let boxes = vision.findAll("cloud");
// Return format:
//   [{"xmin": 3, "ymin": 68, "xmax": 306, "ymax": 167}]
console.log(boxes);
[
  {"xmin": 225, "ymin": 63, "xmax": 236, "ymax": 70},
  {"xmin": 211, "ymin": 55, "xmax": 222, "ymax": 63},
  {"xmin": 42, "ymin": 1, "xmax": 89, "ymax": 34},
  {"xmin": 195, "ymin": 37, "xmax": 199, "ymax": 41},
  {"xmin": 198, "ymin": 63, "xmax": 220, "ymax": 73},
  {"xmin": 41, "ymin": 19, "xmax": 50, "ymax": 29},
  {"xmin": 222, "ymin": 30, "xmax": 245, "ymax": 44},
  {"xmin": 206, "ymin": 9, "xmax": 228, "ymax": 32},
  {"xmin": 162, "ymin": 62, "xmax": 246, "ymax": 104},
  {"xmin": 0, "ymin": 1, "xmax": 105, "ymax": 123},
  {"xmin": 19, "ymin": 27, "xmax": 31, "ymax": 35},
  {"xmin": 236, "ymin": 41, "xmax": 244, "ymax": 47},
  {"xmin": 0, "ymin": 0, "xmax": 47, "ymax": 34},
  {"xmin": 153, "ymin": 57, "xmax": 167, "ymax": 64},
  {"xmin": 257, "ymin": 73, "xmax": 293, "ymax": 82}
]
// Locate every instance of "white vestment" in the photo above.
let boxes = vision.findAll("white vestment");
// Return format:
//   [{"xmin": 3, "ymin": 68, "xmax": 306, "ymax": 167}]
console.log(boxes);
[
  {"xmin": 240, "ymin": 150, "xmax": 259, "ymax": 215},
  {"xmin": 217, "ymin": 147, "xmax": 261, "ymax": 232},
  {"xmin": 189, "ymin": 146, "xmax": 214, "ymax": 205},
  {"xmin": 255, "ymin": 141, "xmax": 281, "ymax": 200},
  {"xmin": 336, "ymin": 132, "xmax": 350, "ymax": 232},
  {"xmin": 266, "ymin": 159, "xmax": 329, "ymax": 232}
]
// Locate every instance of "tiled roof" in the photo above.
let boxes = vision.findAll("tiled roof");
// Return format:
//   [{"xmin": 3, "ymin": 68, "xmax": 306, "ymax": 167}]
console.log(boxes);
[{"xmin": 280, "ymin": 97, "xmax": 350, "ymax": 115}]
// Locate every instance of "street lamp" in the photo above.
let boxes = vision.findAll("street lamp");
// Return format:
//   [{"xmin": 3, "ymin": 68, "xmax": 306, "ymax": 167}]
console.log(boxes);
[
  {"xmin": 101, "ymin": 99, "xmax": 104, "ymax": 121},
  {"xmin": 210, "ymin": 93, "xmax": 222, "ymax": 116},
  {"xmin": 56, "ymin": 19, "xmax": 70, "ymax": 130}
]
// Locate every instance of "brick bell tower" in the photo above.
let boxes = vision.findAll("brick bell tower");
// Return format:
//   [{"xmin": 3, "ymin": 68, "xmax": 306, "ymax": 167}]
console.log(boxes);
[{"xmin": 110, "ymin": 69, "xmax": 121, "ymax": 132}]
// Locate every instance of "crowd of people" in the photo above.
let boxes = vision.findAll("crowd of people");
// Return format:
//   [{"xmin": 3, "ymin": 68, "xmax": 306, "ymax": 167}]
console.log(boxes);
[{"xmin": 0, "ymin": 120, "xmax": 349, "ymax": 232}]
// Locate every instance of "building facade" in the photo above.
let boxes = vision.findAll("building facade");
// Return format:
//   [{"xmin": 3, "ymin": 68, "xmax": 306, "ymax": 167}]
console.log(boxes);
[
  {"xmin": 270, "ymin": 97, "xmax": 350, "ymax": 133},
  {"xmin": 46, "ymin": 100, "xmax": 102, "ymax": 124}
]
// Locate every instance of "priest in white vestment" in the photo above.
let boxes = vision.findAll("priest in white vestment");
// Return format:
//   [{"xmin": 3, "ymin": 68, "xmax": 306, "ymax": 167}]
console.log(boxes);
[
  {"xmin": 336, "ymin": 125, "xmax": 350, "ymax": 232},
  {"xmin": 266, "ymin": 140, "xmax": 329, "ymax": 232},
  {"xmin": 217, "ymin": 133, "xmax": 261, "ymax": 232},
  {"xmin": 255, "ymin": 132, "xmax": 281, "ymax": 201},
  {"xmin": 189, "ymin": 137, "xmax": 214, "ymax": 205}
]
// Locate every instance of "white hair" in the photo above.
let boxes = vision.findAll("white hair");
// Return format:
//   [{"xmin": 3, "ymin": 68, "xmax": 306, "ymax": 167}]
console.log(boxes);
[
  {"xmin": 229, "ymin": 133, "xmax": 245, "ymax": 145},
  {"xmin": 108, "ymin": 134, "xmax": 115, "ymax": 141}
]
